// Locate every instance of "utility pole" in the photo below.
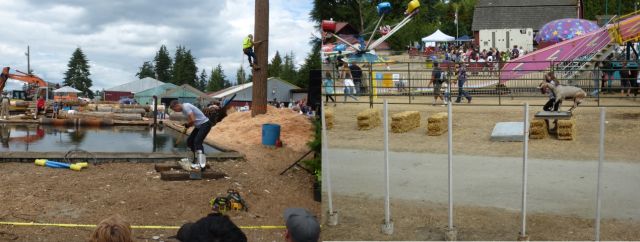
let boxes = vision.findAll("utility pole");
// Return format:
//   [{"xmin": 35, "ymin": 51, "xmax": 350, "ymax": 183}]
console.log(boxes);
[
  {"xmin": 251, "ymin": 0, "xmax": 269, "ymax": 117},
  {"xmin": 25, "ymin": 45, "xmax": 31, "ymax": 74}
]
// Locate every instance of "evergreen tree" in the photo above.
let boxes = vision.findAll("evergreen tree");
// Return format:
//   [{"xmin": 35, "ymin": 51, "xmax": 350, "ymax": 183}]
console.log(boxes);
[
  {"xmin": 280, "ymin": 52, "xmax": 298, "ymax": 84},
  {"xmin": 63, "ymin": 47, "xmax": 94, "ymax": 98},
  {"xmin": 236, "ymin": 66, "xmax": 248, "ymax": 85},
  {"xmin": 297, "ymin": 41, "xmax": 321, "ymax": 88},
  {"xmin": 171, "ymin": 46, "xmax": 185, "ymax": 85},
  {"xmin": 198, "ymin": 69, "xmax": 208, "ymax": 91},
  {"xmin": 207, "ymin": 64, "xmax": 229, "ymax": 92},
  {"xmin": 154, "ymin": 45, "xmax": 173, "ymax": 82},
  {"xmin": 268, "ymin": 51, "xmax": 283, "ymax": 78},
  {"xmin": 136, "ymin": 61, "xmax": 155, "ymax": 79},
  {"xmin": 171, "ymin": 46, "xmax": 198, "ymax": 86}
]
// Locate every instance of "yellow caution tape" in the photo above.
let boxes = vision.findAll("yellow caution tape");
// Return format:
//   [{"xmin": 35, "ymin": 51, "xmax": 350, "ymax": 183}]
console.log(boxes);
[{"xmin": 0, "ymin": 221, "xmax": 285, "ymax": 230}]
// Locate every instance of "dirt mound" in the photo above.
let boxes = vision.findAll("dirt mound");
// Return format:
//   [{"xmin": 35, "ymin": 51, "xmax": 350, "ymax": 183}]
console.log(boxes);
[{"xmin": 210, "ymin": 106, "xmax": 314, "ymax": 152}]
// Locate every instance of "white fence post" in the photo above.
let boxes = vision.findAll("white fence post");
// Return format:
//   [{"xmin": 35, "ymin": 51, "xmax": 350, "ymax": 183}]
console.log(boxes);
[
  {"xmin": 381, "ymin": 99, "xmax": 394, "ymax": 234},
  {"xmin": 445, "ymin": 100, "xmax": 457, "ymax": 240},
  {"xmin": 519, "ymin": 103, "xmax": 530, "ymax": 240},
  {"xmin": 321, "ymin": 98, "xmax": 338, "ymax": 226},
  {"xmin": 595, "ymin": 107, "xmax": 606, "ymax": 240}
]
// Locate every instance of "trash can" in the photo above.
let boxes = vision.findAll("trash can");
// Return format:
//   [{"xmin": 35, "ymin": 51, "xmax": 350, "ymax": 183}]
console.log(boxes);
[{"xmin": 262, "ymin": 123, "xmax": 281, "ymax": 147}]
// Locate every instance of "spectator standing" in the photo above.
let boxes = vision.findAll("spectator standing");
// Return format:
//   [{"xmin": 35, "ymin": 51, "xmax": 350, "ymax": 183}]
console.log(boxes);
[
  {"xmin": 323, "ymin": 72, "xmax": 336, "ymax": 106},
  {"xmin": 428, "ymin": 62, "xmax": 446, "ymax": 106},
  {"xmin": 620, "ymin": 61, "xmax": 632, "ymax": 96},
  {"xmin": 349, "ymin": 63, "xmax": 363, "ymax": 94},
  {"xmin": 511, "ymin": 45, "xmax": 520, "ymax": 59},
  {"xmin": 455, "ymin": 64, "xmax": 472, "ymax": 103},
  {"xmin": 592, "ymin": 62, "xmax": 603, "ymax": 98},
  {"xmin": 343, "ymin": 73, "xmax": 358, "ymax": 102}
]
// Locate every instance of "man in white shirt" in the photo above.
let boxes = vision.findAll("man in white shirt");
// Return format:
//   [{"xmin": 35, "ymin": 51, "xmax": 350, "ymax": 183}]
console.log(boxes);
[{"xmin": 170, "ymin": 100, "xmax": 212, "ymax": 170}]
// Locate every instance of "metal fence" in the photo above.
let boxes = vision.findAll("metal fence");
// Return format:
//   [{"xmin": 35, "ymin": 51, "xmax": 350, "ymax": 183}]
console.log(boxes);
[{"xmin": 320, "ymin": 60, "xmax": 640, "ymax": 107}]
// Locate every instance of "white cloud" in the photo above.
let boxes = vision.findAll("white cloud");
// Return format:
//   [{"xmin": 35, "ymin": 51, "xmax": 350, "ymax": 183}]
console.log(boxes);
[{"xmin": 0, "ymin": 0, "xmax": 314, "ymax": 90}]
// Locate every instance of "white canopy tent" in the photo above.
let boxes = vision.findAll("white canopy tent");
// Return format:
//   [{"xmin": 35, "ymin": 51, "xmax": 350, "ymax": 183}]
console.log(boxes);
[
  {"xmin": 53, "ymin": 86, "xmax": 82, "ymax": 93},
  {"xmin": 421, "ymin": 29, "xmax": 456, "ymax": 47}
]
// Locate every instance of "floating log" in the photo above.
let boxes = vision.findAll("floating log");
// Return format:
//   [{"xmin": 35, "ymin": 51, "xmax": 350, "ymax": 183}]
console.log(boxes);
[
  {"xmin": 40, "ymin": 118, "xmax": 115, "ymax": 127},
  {"xmin": 96, "ymin": 107, "xmax": 113, "ymax": 112},
  {"xmin": 113, "ymin": 108, "xmax": 146, "ymax": 114},
  {"xmin": 170, "ymin": 113, "xmax": 187, "ymax": 121},
  {"xmin": 160, "ymin": 170, "xmax": 226, "ymax": 181},
  {"xmin": 66, "ymin": 112, "xmax": 142, "ymax": 121}
]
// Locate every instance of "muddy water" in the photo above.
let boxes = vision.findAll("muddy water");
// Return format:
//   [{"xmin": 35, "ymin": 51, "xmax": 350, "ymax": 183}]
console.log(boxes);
[{"xmin": 0, "ymin": 124, "xmax": 219, "ymax": 153}]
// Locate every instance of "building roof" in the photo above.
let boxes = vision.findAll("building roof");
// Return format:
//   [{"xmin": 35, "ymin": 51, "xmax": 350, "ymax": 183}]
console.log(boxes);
[
  {"xmin": 472, "ymin": 0, "xmax": 578, "ymax": 31},
  {"xmin": 105, "ymin": 77, "xmax": 165, "ymax": 93},
  {"xmin": 335, "ymin": 22, "xmax": 359, "ymax": 35},
  {"xmin": 134, "ymin": 83, "xmax": 179, "ymax": 97},
  {"xmin": 53, "ymin": 86, "xmax": 81, "ymax": 93},
  {"xmin": 210, "ymin": 78, "xmax": 300, "ymax": 99},
  {"xmin": 162, "ymin": 84, "xmax": 209, "ymax": 99}
]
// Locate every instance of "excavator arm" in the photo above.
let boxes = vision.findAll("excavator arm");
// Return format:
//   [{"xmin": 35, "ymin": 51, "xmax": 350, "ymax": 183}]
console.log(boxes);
[
  {"xmin": 0, "ymin": 67, "xmax": 9, "ymax": 93},
  {"xmin": 0, "ymin": 67, "xmax": 48, "ymax": 97}
]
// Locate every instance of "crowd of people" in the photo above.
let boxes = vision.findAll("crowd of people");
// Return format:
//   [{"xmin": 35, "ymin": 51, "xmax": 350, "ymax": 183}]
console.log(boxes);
[
  {"xmin": 88, "ymin": 207, "xmax": 320, "ymax": 242},
  {"xmin": 592, "ymin": 58, "xmax": 640, "ymax": 98}
]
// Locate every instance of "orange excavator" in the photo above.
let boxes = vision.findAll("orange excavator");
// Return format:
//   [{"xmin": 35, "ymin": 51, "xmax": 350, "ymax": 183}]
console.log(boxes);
[{"xmin": 0, "ymin": 66, "xmax": 48, "ymax": 101}]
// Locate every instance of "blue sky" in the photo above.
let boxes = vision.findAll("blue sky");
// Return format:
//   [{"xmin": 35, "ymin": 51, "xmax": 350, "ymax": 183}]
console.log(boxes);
[{"xmin": 0, "ymin": 0, "xmax": 315, "ymax": 91}]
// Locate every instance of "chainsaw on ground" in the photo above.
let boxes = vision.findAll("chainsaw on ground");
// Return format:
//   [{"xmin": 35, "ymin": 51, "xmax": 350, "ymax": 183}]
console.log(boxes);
[{"xmin": 209, "ymin": 189, "xmax": 248, "ymax": 212}]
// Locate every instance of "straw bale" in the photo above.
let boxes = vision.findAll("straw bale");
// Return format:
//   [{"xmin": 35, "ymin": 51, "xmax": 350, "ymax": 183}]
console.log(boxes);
[
  {"xmin": 427, "ymin": 112, "xmax": 448, "ymax": 136},
  {"xmin": 357, "ymin": 109, "xmax": 381, "ymax": 130},
  {"xmin": 391, "ymin": 111, "xmax": 420, "ymax": 133},
  {"xmin": 529, "ymin": 119, "xmax": 548, "ymax": 139},
  {"xmin": 557, "ymin": 119, "xmax": 576, "ymax": 129},
  {"xmin": 325, "ymin": 108, "xmax": 335, "ymax": 130}
]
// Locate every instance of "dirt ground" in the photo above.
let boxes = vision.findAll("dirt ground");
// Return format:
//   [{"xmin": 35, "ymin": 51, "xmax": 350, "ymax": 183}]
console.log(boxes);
[
  {"xmin": 321, "ymin": 195, "xmax": 640, "ymax": 241},
  {"xmin": 0, "ymin": 108, "xmax": 318, "ymax": 241},
  {"xmin": 325, "ymin": 97, "xmax": 640, "ymax": 162},
  {"xmin": 321, "ymin": 98, "xmax": 640, "ymax": 241}
]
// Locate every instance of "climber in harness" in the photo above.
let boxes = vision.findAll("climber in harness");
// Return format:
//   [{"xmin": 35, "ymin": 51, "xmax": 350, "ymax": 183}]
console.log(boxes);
[{"xmin": 243, "ymin": 34, "xmax": 263, "ymax": 69}]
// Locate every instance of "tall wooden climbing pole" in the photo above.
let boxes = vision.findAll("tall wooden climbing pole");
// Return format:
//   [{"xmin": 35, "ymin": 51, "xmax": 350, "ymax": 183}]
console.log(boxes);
[{"xmin": 251, "ymin": 0, "xmax": 269, "ymax": 117}]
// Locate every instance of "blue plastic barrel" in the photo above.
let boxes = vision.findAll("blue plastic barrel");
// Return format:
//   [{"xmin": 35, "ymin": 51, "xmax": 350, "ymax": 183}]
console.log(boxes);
[{"xmin": 262, "ymin": 124, "xmax": 281, "ymax": 146}]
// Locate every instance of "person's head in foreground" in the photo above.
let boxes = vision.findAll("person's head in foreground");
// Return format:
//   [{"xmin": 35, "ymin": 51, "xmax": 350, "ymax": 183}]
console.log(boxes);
[
  {"xmin": 284, "ymin": 208, "xmax": 320, "ymax": 242},
  {"xmin": 169, "ymin": 100, "xmax": 183, "ymax": 112},
  {"xmin": 176, "ymin": 212, "xmax": 247, "ymax": 242},
  {"xmin": 89, "ymin": 214, "xmax": 134, "ymax": 242}
]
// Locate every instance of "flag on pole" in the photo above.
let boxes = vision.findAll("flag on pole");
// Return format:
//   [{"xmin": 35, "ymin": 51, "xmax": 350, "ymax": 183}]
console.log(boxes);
[{"xmin": 454, "ymin": 9, "xmax": 458, "ymax": 25}]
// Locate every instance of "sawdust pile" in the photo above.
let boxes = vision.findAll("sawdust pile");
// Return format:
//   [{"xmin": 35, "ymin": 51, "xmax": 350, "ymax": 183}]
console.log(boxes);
[{"xmin": 210, "ymin": 106, "xmax": 314, "ymax": 152}]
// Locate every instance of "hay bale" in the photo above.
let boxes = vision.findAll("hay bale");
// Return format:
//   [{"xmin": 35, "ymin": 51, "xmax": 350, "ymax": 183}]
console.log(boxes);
[
  {"xmin": 557, "ymin": 119, "xmax": 576, "ymax": 129},
  {"xmin": 427, "ymin": 112, "xmax": 448, "ymax": 136},
  {"xmin": 391, "ymin": 111, "xmax": 420, "ymax": 133},
  {"xmin": 529, "ymin": 119, "xmax": 548, "ymax": 139},
  {"xmin": 357, "ymin": 109, "xmax": 381, "ymax": 130},
  {"xmin": 325, "ymin": 108, "xmax": 334, "ymax": 130},
  {"xmin": 86, "ymin": 104, "xmax": 97, "ymax": 111},
  {"xmin": 556, "ymin": 118, "xmax": 576, "ymax": 140}
]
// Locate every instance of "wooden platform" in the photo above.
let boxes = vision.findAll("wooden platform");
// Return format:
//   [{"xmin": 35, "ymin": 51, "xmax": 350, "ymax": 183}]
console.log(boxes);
[
  {"xmin": 154, "ymin": 163, "xmax": 211, "ymax": 172},
  {"xmin": 534, "ymin": 111, "xmax": 573, "ymax": 120},
  {"xmin": 160, "ymin": 169, "xmax": 226, "ymax": 181}
]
